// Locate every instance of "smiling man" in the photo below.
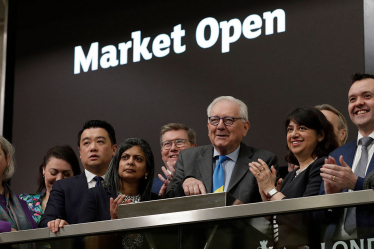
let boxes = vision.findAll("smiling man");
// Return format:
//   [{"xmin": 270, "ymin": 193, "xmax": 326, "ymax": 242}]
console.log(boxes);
[
  {"xmin": 39, "ymin": 120, "xmax": 117, "ymax": 232},
  {"xmin": 151, "ymin": 123, "xmax": 197, "ymax": 194},
  {"xmin": 166, "ymin": 96, "xmax": 278, "ymax": 204},
  {"xmin": 320, "ymin": 73, "xmax": 374, "ymax": 240}
]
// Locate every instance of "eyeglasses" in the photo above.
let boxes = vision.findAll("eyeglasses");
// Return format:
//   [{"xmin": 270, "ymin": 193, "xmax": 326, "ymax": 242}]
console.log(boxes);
[
  {"xmin": 208, "ymin": 116, "xmax": 244, "ymax": 126},
  {"xmin": 161, "ymin": 139, "xmax": 189, "ymax": 150}
]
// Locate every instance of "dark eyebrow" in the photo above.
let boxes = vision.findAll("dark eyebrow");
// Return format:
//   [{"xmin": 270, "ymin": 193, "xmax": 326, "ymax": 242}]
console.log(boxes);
[{"xmin": 82, "ymin": 136, "xmax": 107, "ymax": 141}]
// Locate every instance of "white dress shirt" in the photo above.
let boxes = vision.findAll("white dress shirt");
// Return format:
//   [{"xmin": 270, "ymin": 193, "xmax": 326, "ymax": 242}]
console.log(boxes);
[{"xmin": 85, "ymin": 169, "xmax": 106, "ymax": 189}]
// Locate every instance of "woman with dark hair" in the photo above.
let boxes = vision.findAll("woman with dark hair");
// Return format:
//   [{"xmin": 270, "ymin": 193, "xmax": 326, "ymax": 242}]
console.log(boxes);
[
  {"xmin": 0, "ymin": 136, "xmax": 36, "ymax": 232},
  {"xmin": 249, "ymin": 107, "xmax": 339, "ymax": 248},
  {"xmin": 78, "ymin": 138, "xmax": 157, "ymax": 223},
  {"xmin": 20, "ymin": 145, "xmax": 81, "ymax": 226}
]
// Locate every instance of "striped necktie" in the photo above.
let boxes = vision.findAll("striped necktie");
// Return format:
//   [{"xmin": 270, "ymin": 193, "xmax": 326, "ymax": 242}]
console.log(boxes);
[{"xmin": 213, "ymin": 155, "xmax": 228, "ymax": 193}]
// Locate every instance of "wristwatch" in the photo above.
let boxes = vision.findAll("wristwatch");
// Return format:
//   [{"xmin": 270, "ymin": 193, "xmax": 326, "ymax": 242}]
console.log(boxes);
[{"xmin": 267, "ymin": 188, "xmax": 278, "ymax": 198}]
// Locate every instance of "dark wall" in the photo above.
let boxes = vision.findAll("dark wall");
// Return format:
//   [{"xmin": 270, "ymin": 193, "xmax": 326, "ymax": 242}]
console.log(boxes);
[{"xmin": 7, "ymin": 0, "xmax": 364, "ymax": 194}]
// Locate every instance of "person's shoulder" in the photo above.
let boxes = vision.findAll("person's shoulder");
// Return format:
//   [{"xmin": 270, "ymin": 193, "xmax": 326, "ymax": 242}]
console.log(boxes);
[
  {"xmin": 241, "ymin": 143, "xmax": 276, "ymax": 158},
  {"xmin": 307, "ymin": 157, "xmax": 327, "ymax": 172},
  {"xmin": 54, "ymin": 173, "xmax": 86, "ymax": 187},
  {"xmin": 330, "ymin": 140, "xmax": 356, "ymax": 156},
  {"xmin": 179, "ymin": 144, "xmax": 213, "ymax": 156}
]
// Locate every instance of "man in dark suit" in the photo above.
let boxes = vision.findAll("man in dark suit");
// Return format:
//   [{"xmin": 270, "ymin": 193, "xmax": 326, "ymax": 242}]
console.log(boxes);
[
  {"xmin": 320, "ymin": 73, "xmax": 374, "ymax": 240},
  {"xmin": 152, "ymin": 123, "xmax": 197, "ymax": 195},
  {"xmin": 166, "ymin": 96, "xmax": 278, "ymax": 203},
  {"xmin": 39, "ymin": 120, "xmax": 117, "ymax": 232}
]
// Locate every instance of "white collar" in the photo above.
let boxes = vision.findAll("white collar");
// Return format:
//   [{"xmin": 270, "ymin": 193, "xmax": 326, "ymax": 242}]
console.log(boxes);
[
  {"xmin": 356, "ymin": 130, "xmax": 374, "ymax": 146},
  {"xmin": 85, "ymin": 169, "xmax": 106, "ymax": 183}
]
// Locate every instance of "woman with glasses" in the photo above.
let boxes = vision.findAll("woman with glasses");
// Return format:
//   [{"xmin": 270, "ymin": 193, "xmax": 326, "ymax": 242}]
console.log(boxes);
[
  {"xmin": 78, "ymin": 138, "xmax": 158, "ymax": 223},
  {"xmin": 249, "ymin": 107, "xmax": 339, "ymax": 248}
]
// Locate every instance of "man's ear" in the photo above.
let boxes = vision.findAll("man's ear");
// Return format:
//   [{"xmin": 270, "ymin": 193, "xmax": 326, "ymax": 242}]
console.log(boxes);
[
  {"xmin": 242, "ymin": 121, "xmax": 250, "ymax": 137},
  {"xmin": 339, "ymin": 129, "xmax": 347, "ymax": 144},
  {"xmin": 112, "ymin": 144, "xmax": 118, "ymax": 156}
]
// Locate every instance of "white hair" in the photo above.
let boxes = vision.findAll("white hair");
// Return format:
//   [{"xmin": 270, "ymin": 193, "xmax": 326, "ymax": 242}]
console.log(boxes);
[
  {"xmin": 0, "ymin": 136, "xmax": 15, "ymax": 180},
  {"xmin": 207, "ymin": 96, "xmax": 248, "ymax": 121}
]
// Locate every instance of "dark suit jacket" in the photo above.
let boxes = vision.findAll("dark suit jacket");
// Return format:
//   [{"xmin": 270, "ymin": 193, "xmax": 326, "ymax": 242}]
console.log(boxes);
[
  {"xmin": 276, "ymin": 157, "xmax": 325, "ymax": 248},
  {"xmin": 151, "ymin": 177, "xmax": 164, "ymax": 194},
  {"xmin": 78, "ymin": 187, "xmax": 159, "ymax": 223},
  {"xmin": 319, "ymin": 140, "xmax": 374, "ymax": 240},
  {"xmin": 39, "ymin": 173, "xmax": 88, "ymax": 228},
  {"xmin": 166, "ymin": 143, "xmax": 278, "ymax": 204}
]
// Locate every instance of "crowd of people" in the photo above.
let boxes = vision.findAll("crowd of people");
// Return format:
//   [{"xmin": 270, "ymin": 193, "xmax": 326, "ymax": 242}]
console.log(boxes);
[{"xmin": 0, "ymin": 73, "xmax": 373, "ymax": 247}]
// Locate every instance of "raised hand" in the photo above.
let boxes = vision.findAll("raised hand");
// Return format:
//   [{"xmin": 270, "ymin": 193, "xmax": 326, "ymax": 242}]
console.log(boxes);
[
  {"xmin": 320, "ymin": 156, "xmax": 356, "ymax": 193},
  {"xmin": 249, "ymin": 159, "xmax": 277, "ymax": 193},
  {"xmin": 110, "ymin": 195, "xmax": 131, "ymax": 220}
]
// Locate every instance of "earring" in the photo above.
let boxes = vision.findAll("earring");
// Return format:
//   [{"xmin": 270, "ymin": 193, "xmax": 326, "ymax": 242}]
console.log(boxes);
[{"xmin": 145, "ymin": 174, "xmax": 148, "ymax": 180}]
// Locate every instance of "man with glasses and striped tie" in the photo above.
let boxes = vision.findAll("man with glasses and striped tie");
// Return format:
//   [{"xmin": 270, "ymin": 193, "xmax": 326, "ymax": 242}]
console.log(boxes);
[
  {"xmin": 166, "ymin": 96, "xmax": 278, "ymax": 204},
  {"xmin": 320, "ymin": 73, "xmax": 374, "ymax": 241}
]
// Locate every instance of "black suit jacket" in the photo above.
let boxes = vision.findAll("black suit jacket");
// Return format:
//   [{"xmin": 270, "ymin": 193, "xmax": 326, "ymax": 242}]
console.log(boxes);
[
  {"xmin": 166, "ymin": 143, "xmax": 278, "ymax": 204},
  {"xmin": 276, "ymin": 157, "xmax": 325, "ymax": 248},
  {"xmin": 39, "ymin": 173, "xmax": 88, "ymax": 227},
  {"xmin": 78, "ymin": 187, "xmax": 159, "ymax": 223},
  {"xmin": 281, "ymin": 157, "xmax": 325, "ymax": 199}
]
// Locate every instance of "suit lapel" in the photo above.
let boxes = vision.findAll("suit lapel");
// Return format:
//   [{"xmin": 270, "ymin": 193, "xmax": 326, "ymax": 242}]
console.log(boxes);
[
  {"xmin": 227, "ymin": 144, "xmax": 253, "ymax": 193},
  {"xmin": 197, "ymin": 145, "xmax": 214, "ymax": 193},
  {"xmin": 74, "ymin": 172, "xmax": 89, "ymax": 192},
  {"xmin": 367, "ymin": 145, "xmax": 374, "ymax": 176},
  {"xmin": 343, "ymin": 141, "xmax": 357, "ymax": 169}
]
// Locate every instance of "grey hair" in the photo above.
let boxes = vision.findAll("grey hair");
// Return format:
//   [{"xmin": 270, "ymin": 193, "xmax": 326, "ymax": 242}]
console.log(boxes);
[
  {"xmin": 207, "ymin": 96, "xmax": 248, "ymax": 121},
  {"xmin": 159, "ymin": 123, "xmax": 197, "ymax": 146},
  {"xmin": 0, "ymin": 136, "xmax": 15, "ymax": 180},
  {"xmin": 315, "ymin": 104, "xmax": 348, "ymax": 145},
  {"xmin": 104, "ymin": 138, "xmax": 154, "ymax": 202}
]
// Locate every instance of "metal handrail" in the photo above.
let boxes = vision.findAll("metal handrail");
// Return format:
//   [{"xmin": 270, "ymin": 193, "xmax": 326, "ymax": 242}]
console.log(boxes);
[{"xmin": 0, "ymin": 190, "xmax": 373, "ymax": 244}]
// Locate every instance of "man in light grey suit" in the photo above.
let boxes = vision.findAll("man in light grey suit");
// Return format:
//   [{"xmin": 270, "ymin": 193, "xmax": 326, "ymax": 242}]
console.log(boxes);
[{"xmin": 166, "ymin": 96, "xmax": 278, "ymax": 203}]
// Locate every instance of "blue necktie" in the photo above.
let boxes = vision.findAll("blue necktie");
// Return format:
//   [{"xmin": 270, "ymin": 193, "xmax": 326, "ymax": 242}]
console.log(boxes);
[
  {"xmin": 213, "ymin": 155, "xmax": 228, "ymax": 193},
  {"xmin": 94, "ymin": 176, "xmax": 103, "ymax": 187}
]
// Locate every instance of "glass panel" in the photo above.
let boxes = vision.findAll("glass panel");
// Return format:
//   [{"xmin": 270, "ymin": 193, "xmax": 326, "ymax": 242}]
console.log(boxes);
[{"xmin": 3, "ymin": 203, "xmax": 374, "ymax": 249}]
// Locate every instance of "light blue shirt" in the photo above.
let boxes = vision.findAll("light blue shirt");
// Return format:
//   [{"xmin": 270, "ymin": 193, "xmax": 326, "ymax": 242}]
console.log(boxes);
[{"xmin": 213, "ymin": 145, "xmax": 240, "ymax": 192}]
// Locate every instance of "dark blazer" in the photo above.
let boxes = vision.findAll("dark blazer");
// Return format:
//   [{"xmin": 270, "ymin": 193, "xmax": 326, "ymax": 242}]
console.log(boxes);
[
  {"xmin": 166, "ymin": 143, "xmax": 278, "ymax": 204},
  {"xmin": 319, "ymin": 140, "xmax": 374, "ymax": 240},
  {"xmin": 78, "ymin": 187, "xmax": 159, "ymax": 223},
  {"xmin": 39, "ymin": 173, "xmax": 88, "ymax": 228},
  {"xmin": 281, "ymin": 157, "xmax": 325, "ymax": 199},
  {"xmin": 276, "ymin": 157, "xmax": 325, "ymax": 248},
  {"xmin": 151, "ymin": 177, "xmax": 164, "ymax": 194}
]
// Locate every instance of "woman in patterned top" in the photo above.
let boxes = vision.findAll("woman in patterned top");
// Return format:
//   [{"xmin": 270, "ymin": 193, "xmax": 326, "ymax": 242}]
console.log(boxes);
[{"xmin": 20, "ymin": 145, "xmax": 81, "ymax": 226}]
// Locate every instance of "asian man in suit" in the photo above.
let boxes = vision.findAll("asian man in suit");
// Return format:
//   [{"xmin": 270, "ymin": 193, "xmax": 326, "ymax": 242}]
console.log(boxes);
[
  {"xmin": 39, "ymin": 120, "xmax": 117, "ymax": 232},
  {"xmin": 166, "ymin": 96, "xmax": 278, "ymax": 204}
]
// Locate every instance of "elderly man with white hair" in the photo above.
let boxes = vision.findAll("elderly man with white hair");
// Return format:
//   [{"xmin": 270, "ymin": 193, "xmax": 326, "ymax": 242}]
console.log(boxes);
[{"xmin": 166, "ymin": 96, "xmax": 278, "ymax": 204}]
